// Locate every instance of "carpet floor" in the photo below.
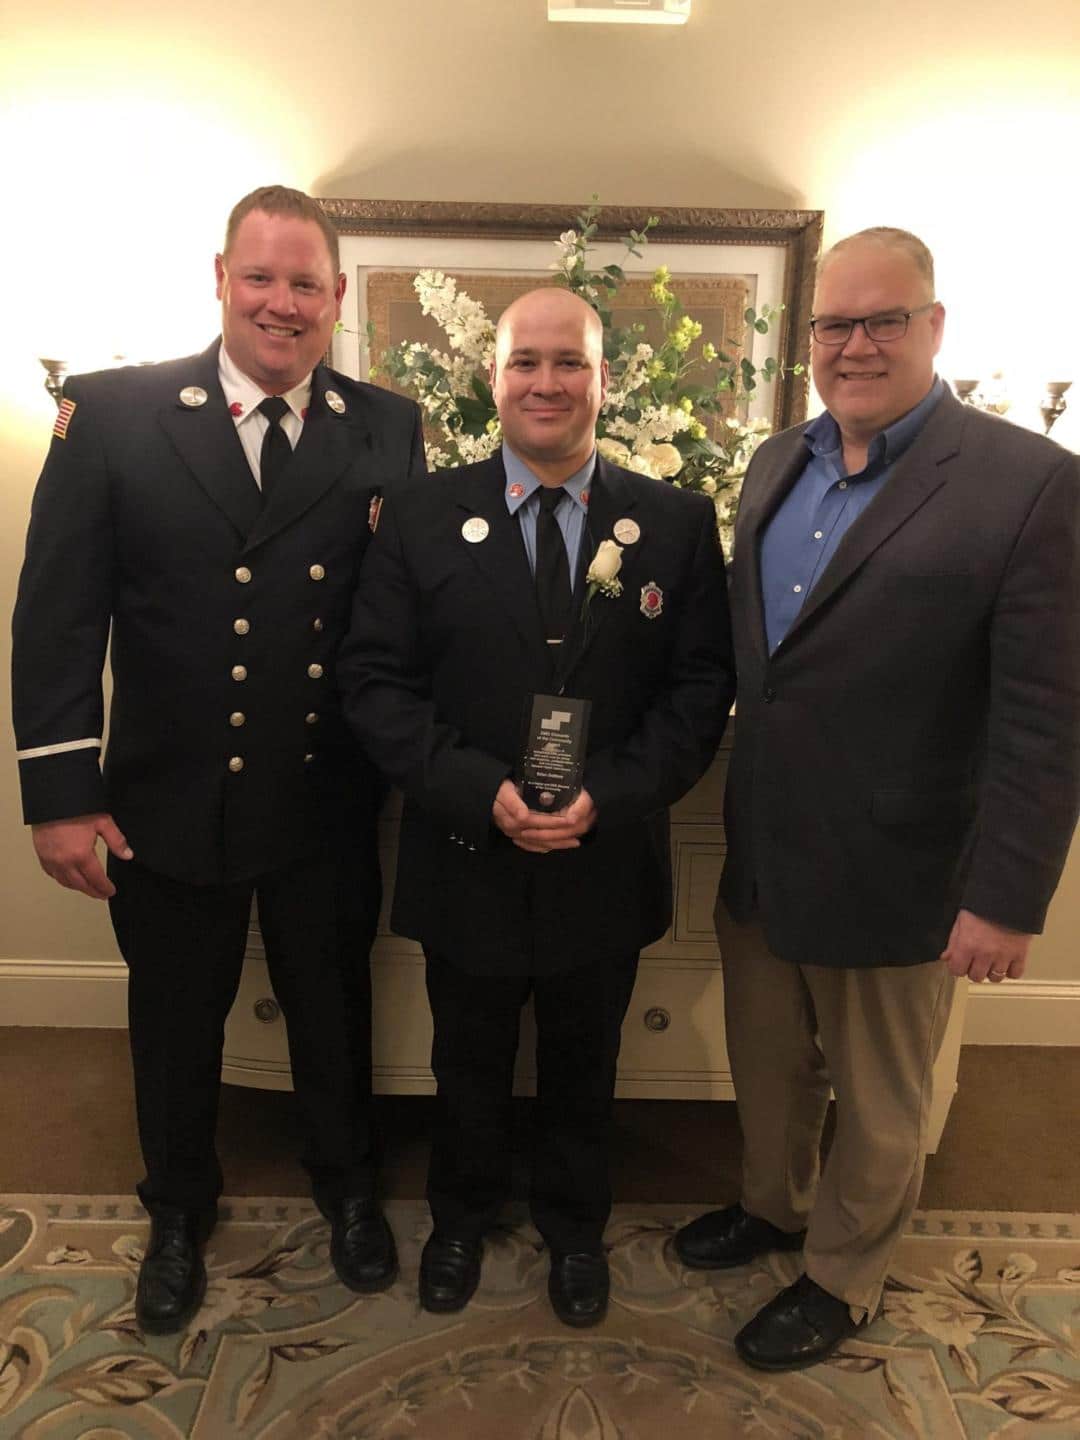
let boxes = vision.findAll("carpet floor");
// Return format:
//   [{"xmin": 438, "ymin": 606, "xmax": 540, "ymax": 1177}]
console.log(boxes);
[{"xmin": 3, "ymin": 1195, "xmax": 1079, "ymax": 1439}]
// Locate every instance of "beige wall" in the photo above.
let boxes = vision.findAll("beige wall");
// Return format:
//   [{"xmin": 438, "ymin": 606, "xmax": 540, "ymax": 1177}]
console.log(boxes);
[{"xmin": 2, "ymin": 0, "xmax": 1078, "ymax": 976}]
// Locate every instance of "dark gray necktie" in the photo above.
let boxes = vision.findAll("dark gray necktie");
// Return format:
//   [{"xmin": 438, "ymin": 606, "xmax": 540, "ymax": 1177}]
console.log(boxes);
[
  {"xmin": 257, "ymin": 396, "xmax": 291, "ymax": 504},
  {"xmin": 535, "ymin": 486, "xmax": 573, "ymax": 643}
]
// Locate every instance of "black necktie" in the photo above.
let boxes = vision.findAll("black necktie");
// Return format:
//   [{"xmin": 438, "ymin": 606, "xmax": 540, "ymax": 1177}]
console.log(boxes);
[
  {"xmin": 257, "ymin": 396, "xmax": 291, "ymax": 504},
  {"xmin": 535, "ymin": 486, "xmax": 573, "ymax": 643}
]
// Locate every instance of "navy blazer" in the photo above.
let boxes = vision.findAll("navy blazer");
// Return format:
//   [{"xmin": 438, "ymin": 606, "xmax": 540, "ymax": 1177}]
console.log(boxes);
[{"xmin": 338, "ymin": 450, "xmax": 736, "ymax": 974}]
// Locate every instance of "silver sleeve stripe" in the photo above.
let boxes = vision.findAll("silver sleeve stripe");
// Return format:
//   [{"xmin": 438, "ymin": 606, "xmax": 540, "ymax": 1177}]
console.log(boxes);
[{"xmin": 16, "ymin": 738, "xmax": 102, "ymax": 760}]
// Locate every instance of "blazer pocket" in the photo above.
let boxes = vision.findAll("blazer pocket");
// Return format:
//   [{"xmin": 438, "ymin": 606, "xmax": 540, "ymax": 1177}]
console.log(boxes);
[{"xmin": 872, "ymin": 785, "xmax": 977, "ymax": 826}]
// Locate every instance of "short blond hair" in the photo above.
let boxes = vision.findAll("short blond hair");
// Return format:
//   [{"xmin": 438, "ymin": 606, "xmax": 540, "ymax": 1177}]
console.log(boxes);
[{"xmin": 819, "ymin": 226, "xmax": 935, "ymax": 299}]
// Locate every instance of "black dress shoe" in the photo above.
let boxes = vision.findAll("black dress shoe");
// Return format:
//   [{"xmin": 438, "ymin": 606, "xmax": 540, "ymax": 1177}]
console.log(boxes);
[
  {"xmin": 735, "ymin": 1273, "xmax": 864, "ymax": 1370},
  {"xmin": 136, "ymin": 1209, "xmax": 208, "ymax": 1335},
  {"xmin": 320, "ymin": 1197, "xmax": 398, "ymax": 1294},
  {"xmin": 674, "ymin": 1202, "xmax": 807, "ymax": 1270},
  {"xmin": 419, "ymin": 1233, "xmax": 482, "ymax": 1313},
  {"xmin": 548, "ymin": 1252, "xmax": 609, "ymax": 1328}
]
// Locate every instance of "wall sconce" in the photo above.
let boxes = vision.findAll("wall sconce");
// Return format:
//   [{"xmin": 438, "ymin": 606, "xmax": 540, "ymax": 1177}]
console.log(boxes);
[
  {"xmin": 1041, "ymin": 381, "xmax": 1071, "ymax": 436},
  {"xmin": 39, "ymin": 357, "xmax": 68, "ymax": 409},
  {"xmin": 548, "ymin": 0, "xmax": 690, "ymax": 23}
]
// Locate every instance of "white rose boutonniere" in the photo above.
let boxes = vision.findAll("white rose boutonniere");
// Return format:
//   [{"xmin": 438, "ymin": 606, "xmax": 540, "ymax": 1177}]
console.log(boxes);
[{"xmin": 585, "ymin": 538, "xmax": 624, "ymax": 607}]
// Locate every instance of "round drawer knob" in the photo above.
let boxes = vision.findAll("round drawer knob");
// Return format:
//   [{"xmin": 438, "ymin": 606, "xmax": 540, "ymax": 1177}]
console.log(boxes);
[
  {"xmin": 253, "ymin": 997, "xmax": 281, "ymax": 1024},
  {"xmin": 644, "ymin": 1006, "xmax": 671, "ymax": 1033}
]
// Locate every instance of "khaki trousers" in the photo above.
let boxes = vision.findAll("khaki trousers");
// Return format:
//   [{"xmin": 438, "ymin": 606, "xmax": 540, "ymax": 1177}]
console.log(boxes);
[{"xmin": 717, "ymin": 915, "xmax": 957, "ymax": 1320}]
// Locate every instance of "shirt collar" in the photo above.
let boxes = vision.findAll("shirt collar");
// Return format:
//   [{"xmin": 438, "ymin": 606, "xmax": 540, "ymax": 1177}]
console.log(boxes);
[
  {"xmin": 804, "ymin": 375, "xmax": 946, "ymax": 472},
  {"xmin": 218, "ymin": 343, "xmax": 313, "ymax": 426},
  {"xmin": 502, "ymin": 443, "xmax": 597, "ymax": 515}
]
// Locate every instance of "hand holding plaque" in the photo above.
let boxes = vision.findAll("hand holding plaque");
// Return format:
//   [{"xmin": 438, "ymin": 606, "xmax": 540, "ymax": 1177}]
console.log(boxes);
[{"xmin": 517, "ymin": 694, "xmax": 591, "ymax": 811}]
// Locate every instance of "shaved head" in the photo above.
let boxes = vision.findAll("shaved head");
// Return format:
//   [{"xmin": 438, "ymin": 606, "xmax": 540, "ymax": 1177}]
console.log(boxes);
[
  {"xmin": 491, "ymin": 286, "xmax": 608, "ymax": 484},
  {"xmin": 495, "ymin": 288, "xmax": 604, "ymax": 366}
]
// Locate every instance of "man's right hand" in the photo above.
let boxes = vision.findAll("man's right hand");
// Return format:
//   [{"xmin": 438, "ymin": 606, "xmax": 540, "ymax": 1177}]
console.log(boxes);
[{"xmin": 31, "ymin": 814, "xmax": 134, "ymax": 900}]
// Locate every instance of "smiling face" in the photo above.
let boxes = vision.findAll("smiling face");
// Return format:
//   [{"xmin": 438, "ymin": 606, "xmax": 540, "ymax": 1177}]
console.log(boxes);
[
  {"xmin": 811, "ymin": 239, "xmax": 944, "ymax": 449},
  {"xmin": 215, "ymin": 209, "xmax": 346, "ymax": 395},
  {"xmin": 491, "ymin": 288, "xmax": 608, "ymax": 482}
]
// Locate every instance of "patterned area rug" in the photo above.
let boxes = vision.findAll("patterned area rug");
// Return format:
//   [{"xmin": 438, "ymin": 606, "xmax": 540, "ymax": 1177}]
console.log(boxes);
[{"xmin": 2, "ymin": 1198, "xmax": 1079, "ymax": 1439}]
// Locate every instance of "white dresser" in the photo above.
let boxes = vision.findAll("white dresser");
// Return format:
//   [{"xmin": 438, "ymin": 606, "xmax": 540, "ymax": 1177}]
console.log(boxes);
[{"xmin": 221, "ymin": 736, "xmax": 964, "ymax": 1151}]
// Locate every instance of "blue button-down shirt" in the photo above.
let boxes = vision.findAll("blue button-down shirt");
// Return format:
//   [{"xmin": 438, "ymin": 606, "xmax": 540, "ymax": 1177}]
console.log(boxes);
[
  {"xmin": 760, "ymin": 377, "xmax": 945, "ymax": 653},
  {"xmin": 503, "ymin": 444, "xmax": 594, "ymax": 591}
]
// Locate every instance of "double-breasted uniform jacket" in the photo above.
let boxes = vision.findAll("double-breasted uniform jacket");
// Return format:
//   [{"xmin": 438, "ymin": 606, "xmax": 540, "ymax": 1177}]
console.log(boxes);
[
  {"xmin": 337, "ymin": 450, "xmax": 736, "ymax": 975},
  {"xmin": 719, "ymin": 386, "xmax": 1080, "ymax": 968},
  {"xmin": 13, "ymin": 340, "xmax": 426, "ymax": 885}
]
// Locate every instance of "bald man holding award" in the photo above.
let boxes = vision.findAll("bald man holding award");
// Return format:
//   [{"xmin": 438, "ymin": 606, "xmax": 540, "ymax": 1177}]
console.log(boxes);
[{"xmin": 339, "ymin": 287, "xmax": 735, "ymax": 1327}]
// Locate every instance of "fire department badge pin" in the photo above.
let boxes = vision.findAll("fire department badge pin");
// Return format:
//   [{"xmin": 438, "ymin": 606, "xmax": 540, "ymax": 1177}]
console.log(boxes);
[{"xmin": 640, "ymin": 582, "xmax": 664, "ymax": 619}]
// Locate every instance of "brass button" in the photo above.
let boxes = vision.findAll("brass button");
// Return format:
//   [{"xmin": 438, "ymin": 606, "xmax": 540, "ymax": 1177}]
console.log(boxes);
[
  {"xmin": 233, "ymin": 618, "xmax": 250, "ymax": 636},
  {"xmin": 305, "ymin": 711, "xmax": 319, "ymax": 725},
  {"xmin": 307, "ymin": 663, "xmax": 324, "ymax": 679},
  {"xmin": 229, "ymin": 711, "xmax": 246, "ymax": 727},
  {"xmin": 234, "ymin": 566, "xmax": 252, "ymax": 584},
  {"xmin": 228, "ymin": 756, "xmax": 244, "ymax": 773},
  {"xmin": 309, "ymin": 564, "xmax": 325, "ymax": 581},
  {"xmin": 231, "ymin": 665, "xmax": 247, "ymax": 682},
  {"xmin": 312, "ymin": 618, "xmax": 324, "ymax": 632},
  {"xmin": 304, "ymin": 752, "xmax": 314, "ymax": 763}
]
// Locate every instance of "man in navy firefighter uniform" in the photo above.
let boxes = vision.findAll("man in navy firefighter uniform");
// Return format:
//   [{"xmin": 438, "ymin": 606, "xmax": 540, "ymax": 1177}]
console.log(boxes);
[
  {"xmin": 338, "ymin": 287, "xmax": 736, "ymax": 1327},
  {"xmin": 12, "ymin": 185, "xmax": 425, "ymax": 1333}
]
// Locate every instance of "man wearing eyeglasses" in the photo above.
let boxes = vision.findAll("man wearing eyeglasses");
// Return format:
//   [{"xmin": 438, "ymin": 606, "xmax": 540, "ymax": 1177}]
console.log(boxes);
[{"xmin": 675, "ymin": 227, "xmax": 1080, "ymax": 1369}]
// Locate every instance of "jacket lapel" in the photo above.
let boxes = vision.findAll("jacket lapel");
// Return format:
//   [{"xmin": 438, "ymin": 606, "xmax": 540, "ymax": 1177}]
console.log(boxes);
[
  {"xmin": 738, "ymin": 433, "xmax": 809, "ymax": 669},
  {"xmin": 156, "ymin": 341, "xmax": 263, "ymax": 539},
  {"xmin": 243, "ymin": 366, "xmax": 368, "ymax": 554},
  {"xmin": 779, "ymin": 388, "xmax": 963, "ymax": 647},
  {"xmin": 456, "ymin": 455, "xmax": 549, "ymax": 661},
  {"xmin": 558, "ymin": 458, "xmax": 638, "ymax": 689}
]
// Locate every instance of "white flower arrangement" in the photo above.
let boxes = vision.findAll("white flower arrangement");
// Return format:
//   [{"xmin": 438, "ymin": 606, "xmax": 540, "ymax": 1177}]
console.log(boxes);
[{"xmin": 373, "ymin": 202, "xmax": 800, "ymax": 557}]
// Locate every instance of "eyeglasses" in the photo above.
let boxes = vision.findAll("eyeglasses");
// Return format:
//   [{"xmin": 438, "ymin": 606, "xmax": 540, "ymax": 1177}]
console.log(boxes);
[{"xmin": 809, "ymin": 302, "xmax": 936, "ymax": 346}]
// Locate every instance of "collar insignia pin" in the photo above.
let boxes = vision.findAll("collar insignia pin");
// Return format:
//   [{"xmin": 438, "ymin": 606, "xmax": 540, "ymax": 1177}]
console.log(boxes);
[
  {"xmin": 508, "ymin": 482, "xmax": 526, "ymax": 499},
  {"xmin": 325, "ymin": 390, "xmax": 346, "ymax": 414}
]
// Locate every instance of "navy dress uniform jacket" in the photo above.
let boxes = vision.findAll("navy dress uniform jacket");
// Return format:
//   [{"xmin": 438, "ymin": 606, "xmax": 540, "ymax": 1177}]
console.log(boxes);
[
  {"xmin": 719, "ymin": 388, "xmax": 1080, "ymax": 967},
  {"xmin": 337, "ymin": 451, "xmax": 737, "ymax": 975},
  {"xmin": 12, "ymin": 340, "xmax": 426, "ymax": 885}
]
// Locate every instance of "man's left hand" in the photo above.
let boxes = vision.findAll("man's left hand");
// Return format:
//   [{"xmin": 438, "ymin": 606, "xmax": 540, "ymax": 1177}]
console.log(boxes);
[{"xmin": 940, "ymin": 908, "xmax": 1033, "ymax": 982}]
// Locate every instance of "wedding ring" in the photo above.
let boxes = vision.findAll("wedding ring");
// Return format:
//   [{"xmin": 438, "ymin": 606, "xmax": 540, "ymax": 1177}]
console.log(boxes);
[{"xmin": 989, "ymin": 969, "xmax": 1008, "ymax": 979}]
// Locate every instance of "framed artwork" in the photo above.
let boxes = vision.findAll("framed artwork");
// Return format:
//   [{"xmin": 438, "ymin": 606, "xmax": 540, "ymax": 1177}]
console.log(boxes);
[{"xmin": 320, "ymin": 199, "xmax": 823, "ymax": 432}]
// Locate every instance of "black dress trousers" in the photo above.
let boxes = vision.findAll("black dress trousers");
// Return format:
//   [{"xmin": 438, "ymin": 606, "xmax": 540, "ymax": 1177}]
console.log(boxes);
[
  {"xmin": 108, "ymin": 831, "xmax": 381, "ymax": 1218},
  {"xmin": 423, "ymin": 948, "xmax": 639, "ymax": 1256}
]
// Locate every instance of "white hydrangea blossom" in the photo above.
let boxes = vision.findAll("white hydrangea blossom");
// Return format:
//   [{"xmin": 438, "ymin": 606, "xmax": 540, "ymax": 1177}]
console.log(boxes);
[
  {"xmin": 603, "ymin": 403, "xmax": 693, "ymax": 447},
  {"xmin": 605, "ymin": 343, "xmax": 655, "ymax": 408},
  {"xmin": 455, "ymin": 430, "xmax": 502, "ymax": 465},
  {"xmin": 413, "ymin": 270, "xmax": 495, "ymax": 367}
]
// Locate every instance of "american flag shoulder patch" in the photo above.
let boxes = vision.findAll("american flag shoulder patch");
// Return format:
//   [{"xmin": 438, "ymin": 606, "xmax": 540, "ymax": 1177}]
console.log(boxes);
[{"xmin": 53, "ymin": 398, "xmax": 77, "ymax": 440}]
